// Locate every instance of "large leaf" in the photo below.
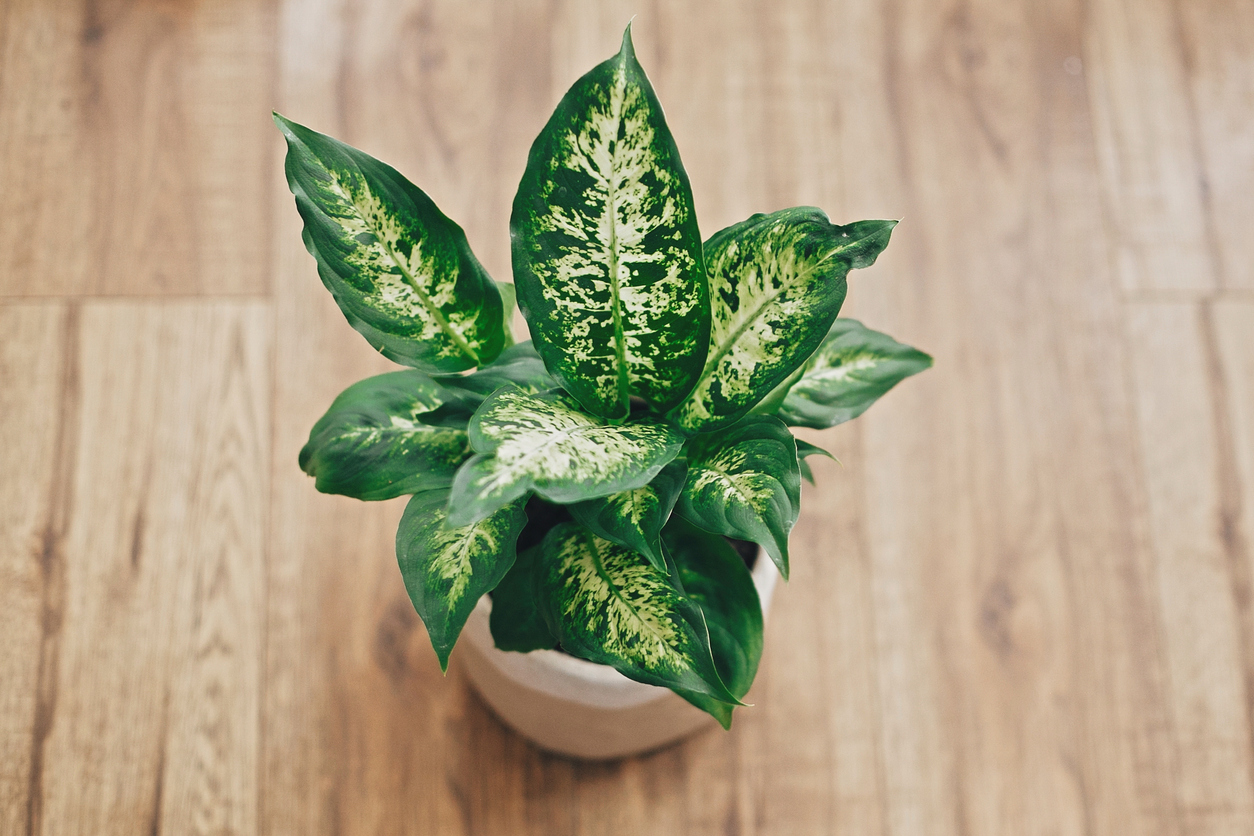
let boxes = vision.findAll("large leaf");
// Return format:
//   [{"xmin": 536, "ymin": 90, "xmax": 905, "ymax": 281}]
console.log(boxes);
[
  {"xmin": 299, "ymin": 370, "xmax": 471, "ymax": 500},
  {"xmin": 776, "ymin": 318, "xmax": 933, "ymax": 428},
  {"xmin": 510, "ymin": 26, "xmax": 709, "ymax": 420},
  {"xmin": 662, "ymin": 518, "xmax": 764, "ymax": 729},
  {"xmin": 447, "ymin": 388, "xmax": 685, "ymax": 526},
  {"xmin": 535, "ymin": 523, "xmax": 738, "ymax": 706},
  {"xmin": 396, "ymin": 488, "xmax": 528, "ymax": 671},
  {"xmin": 488, "ymin": 543, "xmax": 558, "ymax": 653},
  {"xmin": 275, "ymin": 114, "xmax": 506, "ymax": 372},
  {"xmin": 677, "ymin": 416, "xmax": 801, "ymax": 578},
  {"xmin": 672, "ymin": 208, "xmax": 896, "ymax": 431},
  {"xmin": 568, "ymin": 459, "xmax": 688, "ymax": 572}
]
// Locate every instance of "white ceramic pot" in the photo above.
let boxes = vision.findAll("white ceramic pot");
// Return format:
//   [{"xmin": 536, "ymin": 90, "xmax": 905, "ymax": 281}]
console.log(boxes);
[{"xmin": 459, "ymin": 552, "xmax": 780, "ymax": 760}]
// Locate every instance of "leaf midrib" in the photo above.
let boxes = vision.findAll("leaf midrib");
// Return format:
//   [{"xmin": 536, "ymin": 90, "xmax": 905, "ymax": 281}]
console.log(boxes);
[
  {"xmin": 329, "ymin": 170, "xmax": 481, "ymax": 364},
  {"xmin": 684, "ymin": 226, "xmax": 880, "ymax": 407},
  {"xmin": 692, "ymin": 246, "xmax": 842, "ymax": 397},
  {"xmin": 586, "ymin": 544, "xmax": 682, "ymax": 667},
  {"xmin": 693, "ymin": 458, "xmax": 760, "ymax": 510},
  {"xmin": 604, "ymin": 60, "xmax": 630, "ymax": 415}
]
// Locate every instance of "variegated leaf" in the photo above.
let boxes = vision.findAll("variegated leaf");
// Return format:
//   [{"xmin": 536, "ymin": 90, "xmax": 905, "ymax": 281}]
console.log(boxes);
[
  {"xmin": 794, "ymin": 437, "xmax": 835, "ymax": 485},
  {"xmin": 777, "ymin": 318, "xmax": 933, "ymax": 428},
  {"xmin": 299, "ymin": 370, "xmax": 471, "ymax": 500},
  {"xmin": 569, "ymin": 459, "xmax": 687, "ymax": 572},
  {"xmin": 672, "ymin": 208, "xmax": 896, "ymax": 431},
  {"xmin": 677, "ymin": 416, "xmax": 800, "ymax": 578},
  {"xmin": 663, "ymin": 517, "xmax": 764, "ymax": 729},
  {"xmin": 536, "ymin": 523, "xmax": 738, "ymax": 705},
  {"xmin": 396, "ymin": 488, "xmax": 528, "ymax": 671},
  {"xmin": 511, "ymin": 25, "xmax": 710, "ymax": 420},
  {"xmin": 489, "ymin": 543, "xmax": 558, "ymax": 653},
  {"xmin": 447, "ymin": 388, "xmax": 685, "ymax": 526},
  {"xmin": 275, "ymin": 114, "xmax": 506, "ymax": 372}
]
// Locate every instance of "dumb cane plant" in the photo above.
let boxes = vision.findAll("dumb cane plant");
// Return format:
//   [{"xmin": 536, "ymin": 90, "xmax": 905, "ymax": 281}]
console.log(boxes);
[{"xmin": 277, "ymin": 26, "xmax": 930, "ymax": 727}]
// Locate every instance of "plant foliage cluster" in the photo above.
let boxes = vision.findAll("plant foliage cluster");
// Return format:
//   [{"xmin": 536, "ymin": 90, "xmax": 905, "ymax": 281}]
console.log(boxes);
[{"xmin": 277, "ymin": 26, "xmax": 930, "ymax": 726}]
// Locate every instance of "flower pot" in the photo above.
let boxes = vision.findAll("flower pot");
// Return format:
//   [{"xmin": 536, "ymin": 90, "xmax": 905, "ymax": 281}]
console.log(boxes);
[{"xmin": 458, "ymin": 550, "xmax": 780, "ymax": 760}]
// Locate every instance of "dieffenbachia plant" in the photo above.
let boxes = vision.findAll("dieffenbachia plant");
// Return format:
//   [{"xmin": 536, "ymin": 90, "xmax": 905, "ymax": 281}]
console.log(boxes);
[{"xmin": 277, "ymin": 25, "xmax": 930, "ymax": 727}]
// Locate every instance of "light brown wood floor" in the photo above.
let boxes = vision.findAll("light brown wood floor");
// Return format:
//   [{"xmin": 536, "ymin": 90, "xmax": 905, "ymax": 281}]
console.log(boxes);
[{"xmin": 3, "ymin": 1, "xmax": 1253, "ymax": 833}]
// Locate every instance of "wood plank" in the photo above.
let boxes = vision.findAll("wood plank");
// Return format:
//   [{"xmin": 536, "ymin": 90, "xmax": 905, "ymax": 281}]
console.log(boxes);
[
  {"xmin": 28, "ymin": 301, "xmax": 270, "ymax": 835},
  {"xmin": 1176, "ymin": 1, "xmax": 1254, "ymax": 290},
  {"xmin": 1124, "ymin": 301, "xmax": 1254, "ymax": 833},
  {"xmin": 0, "ymin": 0, "xmax": 276, "ymax": 297},
  {"xmin": 1082, "ymin": 0, "xmax": 1216, "ymax": 293},
  {"xmin": 1211, "ymin": 300, "xmax": 1254, "ymax": 792},
  {"xmin": 0, "ymin": 304, "xmax": 69, "ymax": 835},
  {"xmin": 851, "ymin": 0, "xmax": 1184, "ymax": 833}
]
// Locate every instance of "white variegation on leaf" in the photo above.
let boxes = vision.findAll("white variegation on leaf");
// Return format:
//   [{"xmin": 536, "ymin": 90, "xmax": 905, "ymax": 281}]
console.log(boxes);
[
  {"xmin": 776, "ymin": 318, "xmax": 933, "ymax": 428},
  {"xmin": 536, "ymin": 523, "xmax": 739, "ymax": 705},
  {"xmin": 672, "ymin": 208, "xmax": 897, "ymax": 432},
  {"xmin": 299, "ymin": 370, "xmax": 471, "ymax": 500},
  {"xmin": 275, "ymin": 114, "xmax": 507, "ymax": 373},
  {"xmin": 396, "ymin": 489, "xmax": 528, "ymax": 671},
  {"xmin": 511, "ymin": 26, "xmax": 709, "ymax": 420},
  {"xmin": 677, "ymin": 416, "xmax": 801, "ymax": 578},
  {"xmin": 569, "ymin": 459, "xmax": 687, "ymax": 571},
  {"xmin": 447, "ymin": 388, "xmax": 685, "ymax": 526}
]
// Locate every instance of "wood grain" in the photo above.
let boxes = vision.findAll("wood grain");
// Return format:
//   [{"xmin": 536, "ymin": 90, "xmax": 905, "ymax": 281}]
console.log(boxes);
[
  {"xmin": 0, "ymin": 0, "xmax": 277, "ymax": 297},
  {"xmin": 2, "ymin": 0, "xmax": 1254, "ymax": 833}
]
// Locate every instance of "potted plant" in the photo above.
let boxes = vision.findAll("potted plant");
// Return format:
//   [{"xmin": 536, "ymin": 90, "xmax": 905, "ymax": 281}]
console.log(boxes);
[{"xmin": 275, "ymin": 25, "xmax": 930, "ymax": 759}]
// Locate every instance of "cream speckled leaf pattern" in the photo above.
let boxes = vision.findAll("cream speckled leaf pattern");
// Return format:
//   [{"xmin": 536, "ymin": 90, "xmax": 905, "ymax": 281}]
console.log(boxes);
[
  {"xmin": 299, "ymin": 370, "xmax": 471, "ymax": 500},
  {"xmin": 673, "ymin": 209, "xmax": 896, "ymax": 431},
  {"xmin": 663, "ymin": 518, "xmax": 764, "ymax": 729},
  {"xmin": 396, "ymin": 489, "xmax": 528, "ymax": 671},
  {"xmin": 777, "ymin": 318, "xmax": 933, "ymax": 428},
  {"xmin": 569, "ymin": 459, "xmax": 687, "ymax": 572},
  {"xmin": 447, "ymin": 388, "xmax": 685, "ymax": 526},
  {"xmin": 677, "ymin": 416, "xmax": 801, "ymax": 578},
  {"xmin": 276, "ymin": 114, "xmax": 506, "ymax": 373},
  {"xmin": 511, "ymin": 26, "xmax": 709, "ymax": 420},
  {"xmin": 536, "ymin": 523, "xmax": 738, "ymax": 705}
]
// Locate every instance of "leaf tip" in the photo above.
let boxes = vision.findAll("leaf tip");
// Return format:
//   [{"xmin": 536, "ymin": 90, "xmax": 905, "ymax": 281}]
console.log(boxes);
[{"xmin": 619, "ymin": 19, "xmax": 637, "ymax": 59}]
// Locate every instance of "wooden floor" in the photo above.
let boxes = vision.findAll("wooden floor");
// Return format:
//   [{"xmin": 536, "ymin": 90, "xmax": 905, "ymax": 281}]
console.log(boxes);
[{"xmin": 3, "ymin": 0, "xmax": 1253, "ymax": 833}]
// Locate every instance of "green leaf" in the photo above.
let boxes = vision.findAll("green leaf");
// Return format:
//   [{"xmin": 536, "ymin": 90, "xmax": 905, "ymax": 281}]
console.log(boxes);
[
  {"xmin": 672, "ymin": 209, "xmax": 897, "ymax": 431},
  {"xmin": 510, "ymin": 25, "xmax": 710, "ymax": 420},
  {"xmin": 437, "ymin": 341, "xmax": 556, "ymax": 404},
  {"xmin": 569, "ymin": 459, "xmax": 687, "ymax": 572},
  {"xmin": 489, "ymin": 543, "xmax": 558, "ymax": 653},
  {"xmin": 420, "ymin": 341, "xmax": 557, "ymax": 429},
  {"xmin": 299, "ymin": 370, "xmax": 471, "ymax": 500},
  {"xmin": 677, "ymin": 416, "xmax": 800, "ymax": 578},
  {"xmin": 396, "ymin": 488, "xmax": 528, "ymax": 671},
  {"xmin": 662, "ymin": 518, "xmax": 764, "ymax": 729},
  {"xmin": 535, "ymin": 523, "xmax": 739, "ymax": 705},
  {"xmin": 448, "ymin": 388, "xmax": 685, "ymax": 526},
  {"xmin": 794, "ymin": 438, "xmax": 835, "ymax": 485},
  {"xmin": 275, "ymin": 113, "xmax": 506, "ymax": 372},
  {"xmin": 776, "ymin": 318, "xmax": 933, "ymax": 428},
  {"xmin": 496, "ymin": 281, "xmax": 517, "ymax": 348}
]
